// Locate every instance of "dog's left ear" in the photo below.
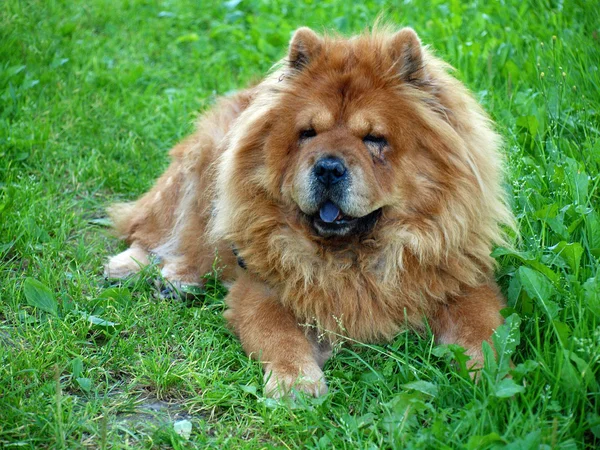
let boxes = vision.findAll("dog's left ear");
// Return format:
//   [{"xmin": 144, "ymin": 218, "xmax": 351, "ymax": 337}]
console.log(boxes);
[
  {"xmin": 288, "ymin": 27, "xmax": 322, "ymax": 71},
  {"xmin": 389, "ymin": 27, "xmax": 428, "ymax": 84}
]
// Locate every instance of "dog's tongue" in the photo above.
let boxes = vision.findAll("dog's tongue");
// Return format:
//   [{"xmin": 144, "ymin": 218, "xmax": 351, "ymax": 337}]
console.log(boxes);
[{"xmin": 319, "ymin": 201, "xmax": 341, "ymax": 223}]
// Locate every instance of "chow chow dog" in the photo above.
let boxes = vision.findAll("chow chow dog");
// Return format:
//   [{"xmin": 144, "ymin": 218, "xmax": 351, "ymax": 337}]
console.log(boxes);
[{"xmin": 105, "ymin": 26, "xmax": 514, "ymax": 397}]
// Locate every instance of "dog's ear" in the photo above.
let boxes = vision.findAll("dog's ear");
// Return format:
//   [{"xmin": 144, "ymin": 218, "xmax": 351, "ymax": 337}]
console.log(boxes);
[
  {"xmin": 389, "ymin": 27, "xmax": 428, "ymax": 84},
  {"xmin": 288, "ymin": 27, "xmax": 322, "ymax": 71}
]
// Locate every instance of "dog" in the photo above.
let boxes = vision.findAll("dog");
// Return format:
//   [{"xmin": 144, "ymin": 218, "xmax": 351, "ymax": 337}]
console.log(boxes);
[{"xmin": 105, "ymin": 26, "xmax": 514, "ymax": 398}]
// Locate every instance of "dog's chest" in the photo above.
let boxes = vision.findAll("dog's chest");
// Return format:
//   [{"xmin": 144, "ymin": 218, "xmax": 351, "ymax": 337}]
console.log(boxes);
[{"xmin": 278, "ymin": 262, "xmax": 424, "ymax": 342}]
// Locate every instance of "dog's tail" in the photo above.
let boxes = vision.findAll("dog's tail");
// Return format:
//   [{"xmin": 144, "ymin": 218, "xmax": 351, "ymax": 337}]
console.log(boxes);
[{"xmin": 107, "ymin": 201, "xmax": 138, "ymax": 241}]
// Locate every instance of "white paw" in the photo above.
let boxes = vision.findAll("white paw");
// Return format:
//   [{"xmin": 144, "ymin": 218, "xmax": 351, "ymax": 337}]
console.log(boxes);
[
  {"xmin": 263, "ymin": 362, "xmax": 328, "ymax": 399},
  {"xmin": 104, "ymin": 247, "xmax": 149, "ymax": 279}
]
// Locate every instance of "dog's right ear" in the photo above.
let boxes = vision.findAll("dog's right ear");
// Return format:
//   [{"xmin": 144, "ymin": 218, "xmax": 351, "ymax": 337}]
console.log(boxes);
[
  {"xmin": 288, "ymin": 27, "xmax": 322, "ymax": 71},
  {"xmin": 389, "ymin": 27, "xmax": 428, "ymax": 85}
]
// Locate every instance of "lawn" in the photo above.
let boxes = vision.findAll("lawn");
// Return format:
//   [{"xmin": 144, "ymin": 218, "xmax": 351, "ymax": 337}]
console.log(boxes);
[{"xmin": 1, "ymin": 0, "xmax": 599, "ymax": 448}]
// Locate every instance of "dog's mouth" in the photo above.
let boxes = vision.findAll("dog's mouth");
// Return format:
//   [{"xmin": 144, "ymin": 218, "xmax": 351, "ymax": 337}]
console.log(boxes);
[{"xmin": 306, "ymin": 201, "xmax": 382, "ymax": 238}]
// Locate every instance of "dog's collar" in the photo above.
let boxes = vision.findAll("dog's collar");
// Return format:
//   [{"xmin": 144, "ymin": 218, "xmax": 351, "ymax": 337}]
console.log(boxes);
[{"xmin": 232, "ymin": 246, "xmax": 247, "ymax": 270}]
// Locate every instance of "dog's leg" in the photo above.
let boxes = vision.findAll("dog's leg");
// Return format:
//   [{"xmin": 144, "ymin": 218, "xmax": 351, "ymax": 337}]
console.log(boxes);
[
  {"xmin": 157, "ymin": 256, "xmax": 208, "ymax": 298},
  {"xmin": 104, "ymin": 244, "xmax": 150, "ymax": 279},
  {"xmin": 224, "ymin": 273, "xmax": 329, "ymax": 398},
  {"xmin": 430, "ymin": 283, "xmax": 505, "ymax": 375}
]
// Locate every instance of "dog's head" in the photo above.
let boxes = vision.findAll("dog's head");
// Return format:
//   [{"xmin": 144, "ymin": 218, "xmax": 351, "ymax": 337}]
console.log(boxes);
[
  {"xmin": 265, "ymin": 27, "xmax": 451, "ymax": 239},
  {"xmin": 213, "ymin": 27, "xmax": 509, "ymax": 256}
]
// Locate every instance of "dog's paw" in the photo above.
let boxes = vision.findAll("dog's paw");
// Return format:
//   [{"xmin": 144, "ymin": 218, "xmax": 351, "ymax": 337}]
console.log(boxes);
[
  {"xmin": 104, "ymin": 247, "xmax": 150, "ymax": 279},
  {"xmin": 154, "ymin": 279, "xmax": 205, "ymax": 300},
  {"xmin": 263, "ymin": 362, "xmax": 328, "ymax": 399}
]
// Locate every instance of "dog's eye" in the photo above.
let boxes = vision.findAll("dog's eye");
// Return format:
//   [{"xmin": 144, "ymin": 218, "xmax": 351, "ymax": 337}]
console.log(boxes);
[
  {"xmin": 363, "ymin": 134, "xmax": 388, "ymax": 150},
  {"xmin": 299, "ymin": 128, "xmax": 317, "ymax": 140}
]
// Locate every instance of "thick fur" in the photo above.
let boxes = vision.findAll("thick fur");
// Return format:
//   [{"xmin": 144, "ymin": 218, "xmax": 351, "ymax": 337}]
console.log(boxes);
[{"xmin": 106, "ymin": 27, "xmax": 514, "ymax": 397}]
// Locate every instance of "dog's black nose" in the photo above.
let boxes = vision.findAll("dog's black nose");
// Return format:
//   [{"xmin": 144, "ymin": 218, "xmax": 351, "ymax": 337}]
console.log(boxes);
[{"xmin": 314, "ymin": 157, "xmax": 347, "ymax": 186}]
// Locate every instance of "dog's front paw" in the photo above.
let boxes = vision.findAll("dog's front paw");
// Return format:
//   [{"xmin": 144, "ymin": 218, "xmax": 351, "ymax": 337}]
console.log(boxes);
[{"xmin": 263, "ymin": 362, "xmax": 328, "ymax": 399}]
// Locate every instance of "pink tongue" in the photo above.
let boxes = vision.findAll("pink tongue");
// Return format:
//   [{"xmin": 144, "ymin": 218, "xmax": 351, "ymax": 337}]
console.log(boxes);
[{"xmin": 319, "ymin": 201, "xmax": 341, "ymax": 223}]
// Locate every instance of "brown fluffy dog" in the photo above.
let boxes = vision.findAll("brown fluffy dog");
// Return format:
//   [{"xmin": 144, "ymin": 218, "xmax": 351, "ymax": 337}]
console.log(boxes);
[{"xmin": 105, "ymin": 27, "xmax": 514, "ymax": 397}]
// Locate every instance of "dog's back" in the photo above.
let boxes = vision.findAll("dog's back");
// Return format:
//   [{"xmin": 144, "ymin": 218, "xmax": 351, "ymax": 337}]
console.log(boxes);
[{"xmin": 105, "ymin": 89, "xmax": 255, "ymax": 284}]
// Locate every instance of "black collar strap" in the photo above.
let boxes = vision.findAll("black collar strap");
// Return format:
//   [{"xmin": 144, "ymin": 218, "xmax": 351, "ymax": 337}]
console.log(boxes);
[{"xmin": 231, "ymin": 246, "xmax": 247, "ymax": 270}]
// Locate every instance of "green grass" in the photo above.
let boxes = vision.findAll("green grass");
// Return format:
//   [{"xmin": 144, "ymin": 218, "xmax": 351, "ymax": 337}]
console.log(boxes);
[{"xmin": 1, "ymin": 0, "xmax": 599, "ymax": 448}]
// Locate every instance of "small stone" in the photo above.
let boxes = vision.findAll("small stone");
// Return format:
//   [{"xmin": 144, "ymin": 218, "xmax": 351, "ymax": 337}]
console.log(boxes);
[{"xmin": 174, "ymin": 419, "xmax": 192, "ymax": 440}]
